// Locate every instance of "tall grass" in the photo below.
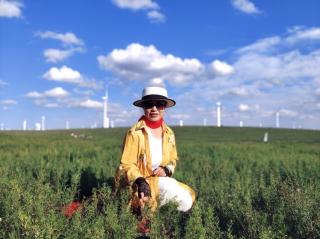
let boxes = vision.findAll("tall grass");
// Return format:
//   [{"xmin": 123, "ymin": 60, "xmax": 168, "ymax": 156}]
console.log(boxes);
[{"xmin": 0, "ymin": 127, "xmax": 319, "ymax": 238}]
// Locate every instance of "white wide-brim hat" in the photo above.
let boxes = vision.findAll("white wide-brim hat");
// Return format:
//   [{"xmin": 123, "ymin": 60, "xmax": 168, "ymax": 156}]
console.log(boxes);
[{"xmin": 133, "ymin": 86, "xmax": 176, "ymax": 108}]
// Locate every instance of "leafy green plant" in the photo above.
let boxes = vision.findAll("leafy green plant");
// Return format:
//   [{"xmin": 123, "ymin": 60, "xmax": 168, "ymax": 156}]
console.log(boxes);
[{"xmin": 0, "ymin": 127, "xmax": 319, "ymax": 238}]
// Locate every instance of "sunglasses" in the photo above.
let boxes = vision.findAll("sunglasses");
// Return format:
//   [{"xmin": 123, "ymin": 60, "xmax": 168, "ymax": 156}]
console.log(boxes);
[{"xmin": 143, "ymin": 101, "xmax": 167, "ymax": 109}]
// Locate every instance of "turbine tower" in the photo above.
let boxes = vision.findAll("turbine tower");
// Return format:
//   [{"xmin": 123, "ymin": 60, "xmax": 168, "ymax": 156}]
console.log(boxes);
[
  {"xmin": 216, "ymin": 102, "xmax": 221, "ymax": 127},
  {"xmin": 41, "ymin": 116, "xmax": 46, "ymax": 131},
  {"xmin": 66, "ymin": 120, "xmax": 70, "ymax": 130},
  {"xmin": 203, "ymin": 118, "xmax": 207, "ymax": 126},
  {"xmin": 35, "ymin": 123, "xmax": 41, "ymax": 131},
  {"xmin": 102, "ymin": 89, "xmax": 110, "ymax": 128},
  {"xmin": 23, "ymin": 120, "xmax": 27, "ymax": 131},
  {"xmin": 179, "ymin": 120, "xmax": 184, "ymax": 127},
  {"xmin": 276, "ymin": 111, "xmax": 280, "ymax": 128}
]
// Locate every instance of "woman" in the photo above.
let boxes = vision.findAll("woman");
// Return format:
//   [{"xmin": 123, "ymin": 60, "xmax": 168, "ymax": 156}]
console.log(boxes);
[{"xmin": 116, "ymin": 86, "xmax": 196, "ymax": 232}]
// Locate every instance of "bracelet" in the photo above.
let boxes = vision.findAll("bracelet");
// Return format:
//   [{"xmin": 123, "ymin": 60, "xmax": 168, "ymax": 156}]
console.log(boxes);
[{"xmin": 160, "ymin": 166, "xmax": 172, "ymax": 177}]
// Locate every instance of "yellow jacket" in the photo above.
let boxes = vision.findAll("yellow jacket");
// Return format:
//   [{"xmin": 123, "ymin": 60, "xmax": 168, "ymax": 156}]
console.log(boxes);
[
  {"xmin": 119, "ymin": 119, "xmax": 178, "ymax": 182},
  {"xmin": 115, "ymin": 119, "xmax": 180, "ymax": 210}
]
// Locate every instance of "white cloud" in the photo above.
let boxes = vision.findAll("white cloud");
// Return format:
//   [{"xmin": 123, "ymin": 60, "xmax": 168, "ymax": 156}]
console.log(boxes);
[
  {"xmin": 147, "ymin": 10, "xmax": 165, "ymax": 22},
  {"xmin": 31, "ymin": 96, "xmax": 105, "ymax": 110},
  {"xmin": 287, "ymin": 27, "xmax": 320, "ymax": 43},
  {"xmin": 0, "ymin": 99, "xmax": 17, "ymax": 105},
  {"xmin": 25, "ymin": 87, "xmax": 70, "ymax": 99},
  {"xmin": 149, "ymin": 77, "xmax": 165, "ymax": 86},
  {"xmin": 279, "ymin": 109, "xmax": 298, "ymax": 117},
  {"xmin": 78, "ymin": 79, "xmax": 103, "ymax": 90},
  {"xmin": 35, "ymin": 31, "xmax": 84, "ymax": 46},
  {"xmin": 237, "ymin": 103, "xmax": 260, "ymax": 113},
  {"xmin": 0, "ymin": 0, "xmax": 22, "ymax": 18},
  {"xmin": 24, "ymin": 26, "xmax": 320, "ymax": 128},
  {"xmin": 25, "ymin": 92, "xmax": 43, "ymax": 98},
  {"xmin": 112, "ymin": 0, "xmax": 166, "ymax": 23},
  {"xmin": 98, "ymin": 43, "xmax": 204, "ymax": 86},
  {"xmin": 42, "ymin": 87, "xmax": 70, "ymax": 98},
  {"xmin": 237, "ymin": 36, "xmax": 281, "ymax": 54},
  {"xmin": 73, "ymin": 88, "xmax": 95, "ymax": 96},
  {"xmin": 112, "ymin": 0, "xmax": 158, "ymax": 10},
  {"xmin": 238, "ymin": 104, "xmax": 250, "ymax": 112},
  {"xmin": 33, "ymin": 99, "xmax": 50, "ymax": 106},
  {"xmin": 44, "ymin": 49, "xmax": 72, "ymax": 63},
  {"xmin": 209, "ymin": 60, "xmax": 234, "ymax": 76},
  {"xmin": 43, "ymin": 48, "xmax": 84, "ymax": 63},
  {"xmin": 231, "ymin": 0, "xmax": 260, "ymax": 14},
  {"xmin": 44, "ymin": 103, "xmax": 60, "ymax": 108},
  {"xmin": 231, "ymin": 27, "xmax": 320, "ymax": 100},
  {"xmin": 228, "ymin": 87, "xmax": 250, "ymax": 97},
  {"xmin": 169, "ymin": 113, "xmax": 190, "ymax": 120},
  {"xmin": 43, "ymin": 66, "xmax": 82, "ymax": 83},
  {"xmin": 205, "ymin": 48, "xmax": 230, "ymax": 57},
  {"xmin": 0, "ymin": 99, "xmax": 18, "ymax": 111},
  {"xmin": 42, "ymin": 66, "xmax": 103, "ymax": 90},
  {"xmin": 108, "ymin": 102, "xmax": 130, "ymax": 114},
  {"xmin": 40, "ymin": 97, "xmax": 94, "ymax": 111},
  {"xmin": 233, "ymin": 50, "xmax": 320, "ymax": 86},
  {"xmin": 105, "ymin": 105, "xmax": 141, "ymax": 126},
  {"xmin": 0, "ymin": 80, "xmax": 7, "ymax": 86},
  {"xmin": 70, "ymin": 99, "xmax": 103, "ymax": 109},
  {"xmin": 114, "ymin": 118, "xmax": 126, "ymax": 123},
  {"xmin": 161, "ymin": 26, "xmax": 320, "ymax": 128}
]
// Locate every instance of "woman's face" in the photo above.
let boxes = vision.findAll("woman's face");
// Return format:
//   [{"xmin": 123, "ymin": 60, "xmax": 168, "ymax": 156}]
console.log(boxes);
[{"xmin": 143, "ymin": 101, "xmax": 166, "ymax": 121}]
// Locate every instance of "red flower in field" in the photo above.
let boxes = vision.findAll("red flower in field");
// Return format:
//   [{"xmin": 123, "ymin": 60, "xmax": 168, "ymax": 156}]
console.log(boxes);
[
  {"xmin": 63, "ymin": 201, "xmax": 82, "ymax": 218},
  {"xmin": 137, "ymin": 217, "xmax": 151, "ymax": 234}
]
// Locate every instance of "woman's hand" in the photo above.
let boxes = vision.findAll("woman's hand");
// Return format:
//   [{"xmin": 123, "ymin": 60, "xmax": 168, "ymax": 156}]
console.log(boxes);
[
  {"xmin": 139, "ymin": 192, "xmax": 149, "ymax": 208},
  {"xmin": 152, "ymin": 167, "xmax": 167, "ymax": 177},
  {"xmin": 135, "ymin": 177, "xmax": 151, "ymax": 208}
]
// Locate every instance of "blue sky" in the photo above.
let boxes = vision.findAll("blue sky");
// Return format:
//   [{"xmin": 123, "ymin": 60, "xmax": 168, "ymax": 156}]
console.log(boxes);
[{"xmin": 1, "ymin": 0, "xmax": 320, "ymax": 130}]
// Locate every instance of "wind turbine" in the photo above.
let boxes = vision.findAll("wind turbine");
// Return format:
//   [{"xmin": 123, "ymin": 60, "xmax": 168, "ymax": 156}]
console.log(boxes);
[
  {"xmin": 41, "ymin": 116, "xmax": 46, "ymax": 131},
  {"xmin": 35, "ymin": 123, "xmax": 41, "ymax": 131},
  {"xmin": 276, "ymin": 111, "xmax": 280, "ymax": 128},
  {"xmin": 216, "ymin": 102, "xmax": 221, "ymax": 127},
  {"xmin": 203, "ymin": 118, "xmax": 207, "ymax": 126},
  {"xmin": 102, "ymin": 89, "xmax": 110, "ymax": 128},
  {"xmin": 23, "ymin": 120, "xmax": 27, "ymax": 131}
]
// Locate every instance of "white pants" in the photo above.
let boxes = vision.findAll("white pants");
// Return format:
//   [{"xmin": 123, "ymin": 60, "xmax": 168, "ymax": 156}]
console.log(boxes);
[{"xmin": 158, "ymin": 177, "xmax": 193, "ymax": 212}]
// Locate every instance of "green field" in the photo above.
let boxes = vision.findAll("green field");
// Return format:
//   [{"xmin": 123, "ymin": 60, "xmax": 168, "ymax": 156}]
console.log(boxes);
[{"xmin": 0, "ymin": 127, "xmax": 320, "ymax": 238}]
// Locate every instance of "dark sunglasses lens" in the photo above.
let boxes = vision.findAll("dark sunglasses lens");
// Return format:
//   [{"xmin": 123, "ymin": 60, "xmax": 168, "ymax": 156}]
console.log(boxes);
[
  {"xmin": 143, "ymin": 101, "xmax": 166, "ymax": 109},
  {"xmin": 156, "ymin": 101, "xmax": 167, "ymax": 108},
  {"xmin": 143, "ymin": 102, "xmax": 152, "ymax": 108}
]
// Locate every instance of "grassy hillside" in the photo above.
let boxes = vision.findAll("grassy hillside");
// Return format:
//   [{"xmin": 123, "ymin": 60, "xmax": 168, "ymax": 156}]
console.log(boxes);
[{"xmin": 0, "ymin": 127, "xmax": 320, "ymax": 238}]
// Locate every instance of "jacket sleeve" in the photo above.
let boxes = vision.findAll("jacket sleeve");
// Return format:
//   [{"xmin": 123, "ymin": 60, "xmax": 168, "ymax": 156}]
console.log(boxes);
[
  {"xmin": 166, "ymin": 132, "xmax": 179, "ymax": 175},
  {"xmin": 120, "ymin": 130, "xmax": 143, "ymax": 183}
]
